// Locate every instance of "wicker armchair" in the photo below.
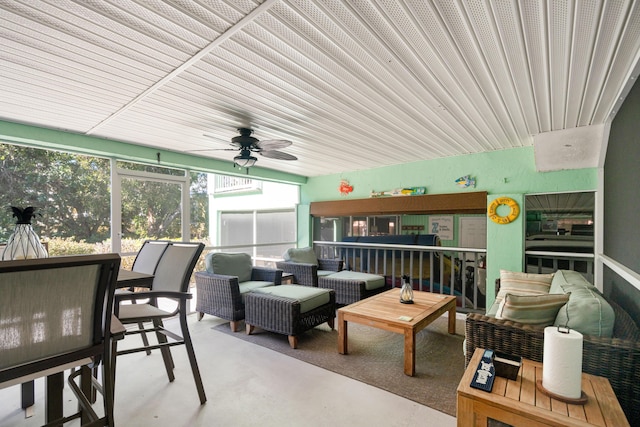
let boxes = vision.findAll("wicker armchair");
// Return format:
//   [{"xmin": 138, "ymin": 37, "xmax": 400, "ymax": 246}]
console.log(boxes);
[
  {"xmin": 275, "ymin": 258, "xmax": 343, "ymax": 287},
  {"xmin": 195, "ymin": 262, "xmax": 282, "ymax": 332},
  {"xmin": 465, "ymin": 296, "xmax": 640, "ymax": 424}
]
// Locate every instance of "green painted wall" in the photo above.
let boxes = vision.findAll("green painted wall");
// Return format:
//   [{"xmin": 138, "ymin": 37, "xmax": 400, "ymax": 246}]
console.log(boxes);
[
  {"xmin": 300, "ymin": 147, "xmax": 597, "ymax": 309},
  {"xmin": 301, "ymin": 147, "xmax": 593, "ymax": 201},
  {"xmin": 296, "ymin": 203, "xmax": 311, "ymax": 248}
]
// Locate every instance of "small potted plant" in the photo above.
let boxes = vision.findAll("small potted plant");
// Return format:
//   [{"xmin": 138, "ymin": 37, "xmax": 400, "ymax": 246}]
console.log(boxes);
[{"xmin": 2, "ymin": 206, "xmax": 48, "ymax": 260}]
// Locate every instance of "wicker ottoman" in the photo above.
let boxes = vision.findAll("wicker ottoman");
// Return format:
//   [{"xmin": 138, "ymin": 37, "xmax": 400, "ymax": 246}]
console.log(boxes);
[
  {"xmin": 244, "ymin": 285, "xmax": 336, "ymax": 349},
  {"xmin": 318, "ymin": 270, "xmax": 386, "ymax": 305}
]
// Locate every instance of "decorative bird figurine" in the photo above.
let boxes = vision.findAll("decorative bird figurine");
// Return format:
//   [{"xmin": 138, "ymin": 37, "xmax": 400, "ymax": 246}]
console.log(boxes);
[{"xmin": 455, "ymin": 175, "xmax": 476, "ymax": 188}]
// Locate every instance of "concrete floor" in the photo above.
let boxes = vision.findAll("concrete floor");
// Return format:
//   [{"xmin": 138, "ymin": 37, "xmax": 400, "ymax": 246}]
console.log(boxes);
[{"xmin": 0, "ymin": 313, "xmax": 457, "ymax": 427}]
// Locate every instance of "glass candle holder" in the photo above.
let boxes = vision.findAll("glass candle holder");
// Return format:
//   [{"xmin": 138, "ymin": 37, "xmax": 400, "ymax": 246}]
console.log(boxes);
[{"xmin": 400, "ymin": 274, "xmax": 414, "ymax": 304}]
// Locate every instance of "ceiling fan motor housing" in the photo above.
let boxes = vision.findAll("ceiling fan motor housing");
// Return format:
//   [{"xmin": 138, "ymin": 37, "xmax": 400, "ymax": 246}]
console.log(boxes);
[{"xmin": 231, "ymin": 128, "xmax": 259, "ymax": 149}]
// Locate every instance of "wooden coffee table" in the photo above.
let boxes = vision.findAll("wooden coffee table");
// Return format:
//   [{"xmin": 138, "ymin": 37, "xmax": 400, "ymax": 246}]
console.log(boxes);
[
  {"xmin": 337, "ymin": 288, "xmax": 457, "ymax": 376},
  {"xmin": 457, "ymin": 348, "xmax": 630, "ymax": 426}
]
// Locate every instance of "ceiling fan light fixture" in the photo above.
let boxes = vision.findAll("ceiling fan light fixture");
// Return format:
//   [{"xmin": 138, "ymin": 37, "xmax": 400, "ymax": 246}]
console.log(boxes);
[{"xmin": 234, "ymin": 153, "xmax": 257, "ymax": 168}]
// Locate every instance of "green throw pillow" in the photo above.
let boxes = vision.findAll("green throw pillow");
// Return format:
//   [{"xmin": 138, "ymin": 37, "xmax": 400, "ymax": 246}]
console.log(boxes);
[
  {"xmin": 549, "ymin": 269, "xmax": 596, "ymax": 294},
  {"xmin": 206, "ymin": 252, "xmax": 252, "ymax": 283},
  {"xmin": 283, "ymin": 247, "xmax": 318, "ymax": 265},
  {"xmin": 496, "ymin": 293, "xmax": 570, "ymax": 325},
  {"xmin": 553, "ymin": 287, "xmax": 615, "ymax": 337}
]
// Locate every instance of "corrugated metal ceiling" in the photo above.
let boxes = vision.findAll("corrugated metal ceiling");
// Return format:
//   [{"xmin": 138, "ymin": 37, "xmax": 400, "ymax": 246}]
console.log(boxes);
[{"xmin": 1, "ymin": 0, "xmax": 639, "ymax": 177}]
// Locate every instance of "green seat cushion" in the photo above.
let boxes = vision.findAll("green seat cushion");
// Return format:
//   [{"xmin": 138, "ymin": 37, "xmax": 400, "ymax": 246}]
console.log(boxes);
[
  {"xmin": 206, "ymin": 252, "xmax": 252, "ymax": 283},
  {"xmin": 317, "ymin": 270, "xmax": 335, "ymax": 278},
  {"xmin": 239, "ymin": 281, "xmax": 274, "ymax": 302},
  {"xmin": 239, "ymin": 281, "xmax": 274, "ymax": 294},
  {"xmin": 496, "ymin": 293, "xmax": 570, "ymax": 325},
  {"xmin": 283, "ymin": 247, "xmax": 318, "ymax": 266},
  {"xmin": 252, "ymin": 284, "xmax": 331, "ymax": 313},
  {"xmin": 325, "ymin": 270, "xmax": 386, "ymax": 290}
]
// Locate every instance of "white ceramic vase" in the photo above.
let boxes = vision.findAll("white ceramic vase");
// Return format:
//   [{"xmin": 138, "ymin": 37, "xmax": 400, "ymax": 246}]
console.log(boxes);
[{"xmin": 2, "ymin": 223, "xmax": 48, "ymax": 260}]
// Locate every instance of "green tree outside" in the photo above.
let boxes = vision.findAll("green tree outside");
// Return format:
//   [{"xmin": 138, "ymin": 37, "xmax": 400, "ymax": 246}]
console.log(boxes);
[{"xmin": 0, "ymin": 143, "xmax": 208, "ymax": 256}]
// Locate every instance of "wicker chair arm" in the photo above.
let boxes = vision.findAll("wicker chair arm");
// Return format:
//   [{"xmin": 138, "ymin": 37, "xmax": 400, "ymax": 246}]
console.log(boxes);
[
  {"xmin": 276, "ymin": 261, "xmax": 318, "ymax": 287},
  {"xmin": 465, "ymin": 313, "xmax": 546, "ymax": 365},
  {"xmin": 194, "ymin": 271, "xmax": 245, "ymax": 321},
  {"xmin": 194, "ymin": 271, "xmax": 241, "ymax": 296},
  {"xmin": 318, "ymin": 258, "xmax": 343, "ymax": 271},
  {"xmin": 251, "ymin": 267, "xmax": 283, "ymax": 284}
]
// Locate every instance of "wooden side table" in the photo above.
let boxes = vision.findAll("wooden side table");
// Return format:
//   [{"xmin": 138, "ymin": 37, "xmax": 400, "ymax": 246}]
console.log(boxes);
[{"xmin": 457, "ymin": 348, "xmax": 629, "ymax": 427}]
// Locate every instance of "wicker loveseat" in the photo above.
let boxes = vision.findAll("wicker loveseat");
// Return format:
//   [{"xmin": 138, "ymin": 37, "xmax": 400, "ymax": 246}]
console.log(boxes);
[{"xmin": 465, "ymin": 270, "xmax": 640, "ymax": 424}]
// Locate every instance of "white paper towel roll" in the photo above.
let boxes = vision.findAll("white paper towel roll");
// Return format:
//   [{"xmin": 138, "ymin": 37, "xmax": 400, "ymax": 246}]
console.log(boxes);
[{"xmin": 542, "ymin": 326, "xmax": 583, "ymax": 399}]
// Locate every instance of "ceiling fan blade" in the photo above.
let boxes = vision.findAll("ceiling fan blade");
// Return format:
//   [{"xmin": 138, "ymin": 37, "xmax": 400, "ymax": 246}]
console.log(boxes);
[
  {"xmin": 260, "ymin": 150, "xmax": 297, "ymax": 160},
  {"xmin": 200, "ymin": 130, "xmax": 296, "ymax": 166},
  {"xmin": 256, "ymin": 139, "xmax": 292, "ymax": 151},
  {"xmin": 187, "ymin": 148, "xmax": 237, "ymax": 152},
  {"xmin": 204, "ymin": 133, "xmax": 242, "ymax": 148}
]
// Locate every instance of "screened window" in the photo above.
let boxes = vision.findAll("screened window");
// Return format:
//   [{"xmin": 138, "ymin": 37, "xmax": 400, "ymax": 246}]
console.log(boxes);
[{"xmin": 220, "ymin": 209, "xmax": 296, "ymax": 266}]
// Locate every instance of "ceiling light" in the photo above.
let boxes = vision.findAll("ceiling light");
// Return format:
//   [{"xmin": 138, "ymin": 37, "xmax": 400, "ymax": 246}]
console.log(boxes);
[{"xmin": 234, "ymin": 153, "xmax": 257, "ymax": 168}]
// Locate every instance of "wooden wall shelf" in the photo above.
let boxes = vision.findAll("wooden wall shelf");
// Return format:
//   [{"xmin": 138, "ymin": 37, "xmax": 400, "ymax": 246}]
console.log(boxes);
[{"xmin": 309, "ymin": 191, "xmax": 487, "ymax": 217}]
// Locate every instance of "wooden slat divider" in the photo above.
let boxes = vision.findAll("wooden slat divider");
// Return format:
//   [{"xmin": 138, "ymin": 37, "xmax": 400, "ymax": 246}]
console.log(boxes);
[{"xmin": 309, "ymin": 191, "xmax": 488, "ymax": 216}]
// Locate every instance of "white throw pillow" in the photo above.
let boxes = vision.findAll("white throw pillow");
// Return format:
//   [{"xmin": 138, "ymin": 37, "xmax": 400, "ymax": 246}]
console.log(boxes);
[
  {"xmin": 495, "ymin": 270, "xmax": 555, "ymax": 306},
  {"xmin": 496, "ymin": 293, "xmax": 570, "ymax": 325}
]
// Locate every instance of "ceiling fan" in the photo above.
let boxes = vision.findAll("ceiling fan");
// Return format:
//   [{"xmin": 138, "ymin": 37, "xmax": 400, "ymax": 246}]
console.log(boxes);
[{"xmin": 202, "ymin": 128, "xmax": 297, "ymax": 169}]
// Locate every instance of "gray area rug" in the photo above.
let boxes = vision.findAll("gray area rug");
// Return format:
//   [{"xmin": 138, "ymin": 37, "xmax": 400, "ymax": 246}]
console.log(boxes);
[{"xmin": 212, "ymin": 315, "xmax": 466, "ymax": 416}]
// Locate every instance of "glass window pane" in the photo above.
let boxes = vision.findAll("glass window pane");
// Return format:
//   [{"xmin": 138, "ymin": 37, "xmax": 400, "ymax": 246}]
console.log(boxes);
[
  {"xmin": 121, "ymin": 178, "xmax": 182, "ymax": 240},
  {"xmin": 220, "ymin": 212, "xmax": 253, "ymax": 247},
  {"xmin": 256, "ymin": 210, "xmax": 296, "ymax": 262},
  {"xmin": 190, "ymin": 171, "xmax": 209, "ymax": 241},
  {"xmin": 256, "ymin": 211, "xmax": 295, "ymax": 244},
  {"xmin": 0, "ymin": 143, "xmax": 110, "ymax": 256}
]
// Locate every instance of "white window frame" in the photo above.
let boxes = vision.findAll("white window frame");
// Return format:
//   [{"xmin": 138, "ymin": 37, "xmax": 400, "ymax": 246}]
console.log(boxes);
[{"xmin": 110, "ymin": 158, "xmax": 190, "ymax": 252}]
